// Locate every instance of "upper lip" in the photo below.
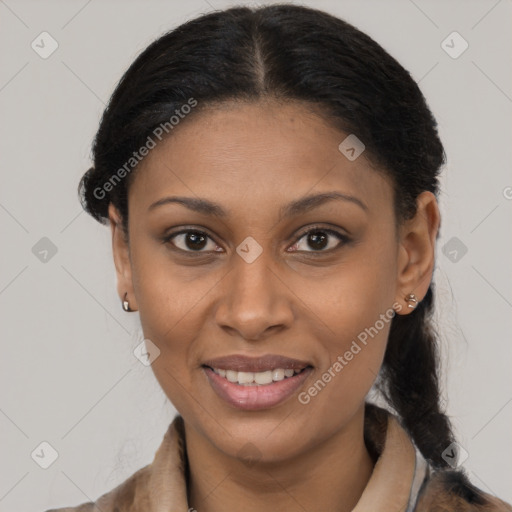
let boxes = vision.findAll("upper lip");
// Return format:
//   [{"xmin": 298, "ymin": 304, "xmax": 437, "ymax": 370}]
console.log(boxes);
[{"xmin": 202, "ymin": 354, "xmax": 312, "ymax": 372}]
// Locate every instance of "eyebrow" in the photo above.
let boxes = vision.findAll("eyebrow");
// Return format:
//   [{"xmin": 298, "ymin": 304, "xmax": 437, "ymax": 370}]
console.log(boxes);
[{"xmin": 147, "ymin": 191, "xmax": 368, "ymax": 218}]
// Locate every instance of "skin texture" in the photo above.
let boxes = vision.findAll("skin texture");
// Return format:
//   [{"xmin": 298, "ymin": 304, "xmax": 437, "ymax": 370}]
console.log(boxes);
[{"xmin": 108, "ymin": 99, "xmax": 440, "ymax": 512}]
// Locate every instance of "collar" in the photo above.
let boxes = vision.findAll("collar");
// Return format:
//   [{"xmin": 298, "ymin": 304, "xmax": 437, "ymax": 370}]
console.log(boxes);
[{"xmin": 110, "ymin": 403, "xmax": 428, "ymax": 511}]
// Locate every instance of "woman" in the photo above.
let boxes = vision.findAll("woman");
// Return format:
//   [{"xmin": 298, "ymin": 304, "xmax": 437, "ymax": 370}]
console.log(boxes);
[{"xmin": 46, "ymin": 4, "xmax": 511, "ymax": 511}]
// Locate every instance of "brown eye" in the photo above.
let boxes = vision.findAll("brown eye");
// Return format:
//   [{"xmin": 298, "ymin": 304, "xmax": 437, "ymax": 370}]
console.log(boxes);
[
  {"xmin": 164, "ymin": 230, "xmax": 221, "ymax": 253},
  {"xmin": 288, "ymin": 227, "xmax": 349, "ymax": 253}
]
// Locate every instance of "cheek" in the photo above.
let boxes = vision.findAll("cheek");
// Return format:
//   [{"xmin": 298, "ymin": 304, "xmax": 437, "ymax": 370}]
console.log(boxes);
[
  {"xmin": 136, "ymin": 287, "xmax": 203, "ymax": 403},
  {"xmin": 129, "ymin": 244, "xmax": 210, "ymax": 406},
  {"xmin": 130, "ymin": 236, "xmax": 213, "ymax": 341},
  {"xmin": 300, "ymin": 245, "xmax": 397, "ymax": 409},
  {"xmin": 300, "ymin": 304, "xmax": 393, "ymax": 412}
]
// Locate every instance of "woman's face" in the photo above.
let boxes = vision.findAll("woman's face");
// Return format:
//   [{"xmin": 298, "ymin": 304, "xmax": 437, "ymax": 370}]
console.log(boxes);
[{"xmin": 110, "ymin": 99, "xmax": 437, "ymax": 463}]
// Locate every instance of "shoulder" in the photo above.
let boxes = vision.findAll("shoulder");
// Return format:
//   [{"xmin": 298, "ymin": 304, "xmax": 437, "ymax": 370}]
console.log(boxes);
[{"xmin": 415, "ymin": 467, "xmax": 512, "ymax": 512}]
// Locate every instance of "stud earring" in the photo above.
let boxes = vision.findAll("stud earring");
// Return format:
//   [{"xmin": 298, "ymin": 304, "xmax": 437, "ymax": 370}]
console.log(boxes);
[
  {"xmin": 122, "ymin": 292, "xmax": 132, "ymax": 312},
  {"xmin": 405, "ymin": 293, "xmax": 418, "ymax": 309}
]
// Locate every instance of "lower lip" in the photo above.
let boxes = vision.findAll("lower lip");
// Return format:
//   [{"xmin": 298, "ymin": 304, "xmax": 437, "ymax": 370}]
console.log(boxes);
[{"xmin": 203, "ymin": 367, "xmax": 313, "ymax": 411}]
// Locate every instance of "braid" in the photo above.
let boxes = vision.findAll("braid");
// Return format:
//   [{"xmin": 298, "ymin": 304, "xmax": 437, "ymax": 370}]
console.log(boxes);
[{"xmin": 378, "ymin": 282, "xmax": 456, "ymax": 469}]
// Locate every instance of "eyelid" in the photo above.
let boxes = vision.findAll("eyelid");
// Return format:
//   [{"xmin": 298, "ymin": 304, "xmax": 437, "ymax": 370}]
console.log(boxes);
[
  {"xmin": 293, "ymin": 224, "xmax": 349, "ymax": 240},
  {"xmin": 289, "ymin": 224, "xmax": 350, "ymax": 253}
]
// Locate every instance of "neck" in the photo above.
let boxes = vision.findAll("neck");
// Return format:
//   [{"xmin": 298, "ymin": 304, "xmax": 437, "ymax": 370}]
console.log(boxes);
[{"xmin": 185, "ymin": 405, "xmax": 375, "ymax": 512}]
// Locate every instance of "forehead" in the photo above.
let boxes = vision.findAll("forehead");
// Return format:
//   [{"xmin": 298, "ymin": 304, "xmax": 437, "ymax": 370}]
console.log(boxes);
[{"xmin": 128, "ymin": 100, "xmax": 394, "ymax": 217}]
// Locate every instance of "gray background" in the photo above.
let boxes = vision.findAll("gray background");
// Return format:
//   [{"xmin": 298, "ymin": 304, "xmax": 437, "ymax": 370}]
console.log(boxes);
[{"xmin": 0, "ymin": 0, "xmax": 511, "ymax": 510}]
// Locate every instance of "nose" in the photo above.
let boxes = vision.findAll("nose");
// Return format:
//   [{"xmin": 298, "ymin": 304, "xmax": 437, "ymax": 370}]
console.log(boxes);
[{"xmin": 214, "ymin": 252, "xmax": 294, "ymax": 342}]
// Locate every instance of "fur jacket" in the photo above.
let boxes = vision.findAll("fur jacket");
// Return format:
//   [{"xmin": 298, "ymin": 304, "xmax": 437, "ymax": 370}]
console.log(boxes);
[{"xmin": 44, "ymin": 403, "xmax": 512, "ymax": 511}]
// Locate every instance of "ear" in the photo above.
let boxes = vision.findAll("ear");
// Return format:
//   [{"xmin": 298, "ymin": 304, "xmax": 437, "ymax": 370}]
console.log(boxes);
[
  {"xmin": 108, "ymin": 203, "xmax": 138, "ymax": 312},
  {"xmin": 394, "ymin": 191, "xmax": 440, "ymax": 315}
]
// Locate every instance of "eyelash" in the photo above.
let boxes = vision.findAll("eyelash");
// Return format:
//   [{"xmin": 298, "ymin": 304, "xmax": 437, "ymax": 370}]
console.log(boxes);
[{"xmin": 161, "ymin": 225, "xmax": 350, "ymax": 256}]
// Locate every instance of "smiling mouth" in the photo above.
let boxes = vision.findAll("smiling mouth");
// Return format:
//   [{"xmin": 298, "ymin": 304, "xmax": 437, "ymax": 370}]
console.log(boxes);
[{"xmin": 202, "ymin": 366, "xmax": 311, "ymax": 386}]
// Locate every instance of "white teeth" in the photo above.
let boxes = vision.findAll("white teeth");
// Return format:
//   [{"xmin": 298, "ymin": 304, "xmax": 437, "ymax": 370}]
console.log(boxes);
[
  {"xmin": 254, "ymin": 370, "xmax": 273, "ymax": 385},
  {"xmin": 272, "ymin": 368, "xmax": 285, "ymax": 381},
  {"xmin": 212, "ymin": 367, "xmax": 305, "ymax": 385},
  {"xmin": 226, "ymin": 370, "xmax": 238, "ymax": 383},
  {"xmin": 238, "ymin": 371, "xmax": 255, "ymax": 384}
]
